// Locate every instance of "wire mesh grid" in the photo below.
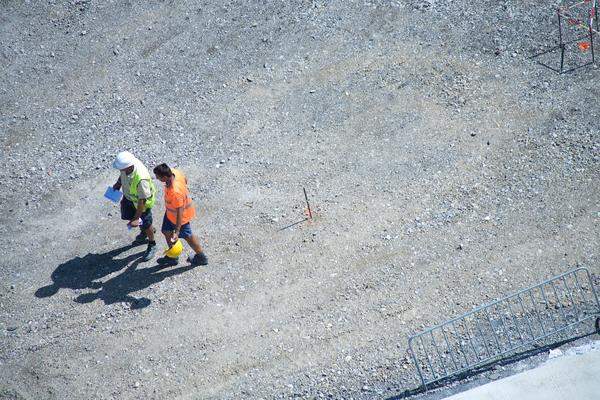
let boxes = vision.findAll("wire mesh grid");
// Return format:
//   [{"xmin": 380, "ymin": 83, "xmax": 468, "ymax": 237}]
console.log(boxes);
[{"xmin": 408, "ymin": 267, "xmax": 600, "ymax": 388}]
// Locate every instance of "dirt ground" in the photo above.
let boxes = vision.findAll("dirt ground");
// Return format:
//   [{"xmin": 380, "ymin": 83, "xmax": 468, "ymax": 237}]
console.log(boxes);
[{"xmin": 1, "ymin": 1, "xmax": 599, "ymax": 399}]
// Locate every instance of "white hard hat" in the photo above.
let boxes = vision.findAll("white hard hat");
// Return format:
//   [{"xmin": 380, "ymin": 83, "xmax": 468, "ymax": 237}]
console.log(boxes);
[{"xmin": 112, "ymin": 151, "xmax": 136, "ymax": 170}]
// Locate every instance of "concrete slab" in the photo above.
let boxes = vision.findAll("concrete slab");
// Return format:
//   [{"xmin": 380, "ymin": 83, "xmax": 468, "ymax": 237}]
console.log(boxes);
[{"xmin": 444, "ymin": 348, "xmax": 600, "ymax": 400}]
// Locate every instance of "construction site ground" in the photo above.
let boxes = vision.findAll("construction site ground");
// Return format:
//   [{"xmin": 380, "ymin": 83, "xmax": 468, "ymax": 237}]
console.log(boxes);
[{"xmin": 1, "ymin": 1, "xmax": 599, "ymax": 399}]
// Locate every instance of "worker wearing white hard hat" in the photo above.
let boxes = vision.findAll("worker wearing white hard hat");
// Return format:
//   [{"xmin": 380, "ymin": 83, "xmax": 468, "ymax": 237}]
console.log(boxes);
[{"xmin": 111, "ymin": 151, "xmax": 158, "ymax": 261}]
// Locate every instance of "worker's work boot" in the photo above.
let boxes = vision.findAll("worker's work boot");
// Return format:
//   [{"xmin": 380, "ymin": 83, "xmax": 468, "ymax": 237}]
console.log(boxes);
[
  {"xmin": 157, "ymin": 256, "xmax": 179, "ymax": 266},
  {"xmin": 187, "ymin": 252, "xmax": 208, "ymax": 266},
  {"xmin": 142, "ymin": 243, "xmax": 157, "ymax": 261}
]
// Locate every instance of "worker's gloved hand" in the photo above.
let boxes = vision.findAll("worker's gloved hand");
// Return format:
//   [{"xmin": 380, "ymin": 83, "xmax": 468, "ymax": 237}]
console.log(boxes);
[
  {"xmin": 112, "ymin": 182, "xmax": 121, "ymax": 191},
  {"xmin": 128, "ymin": 219, "xmax": 141, "ymax": 228},
  {"xmin": 171, "ymin": 231, "xmax": 179, "ymax": 245}
]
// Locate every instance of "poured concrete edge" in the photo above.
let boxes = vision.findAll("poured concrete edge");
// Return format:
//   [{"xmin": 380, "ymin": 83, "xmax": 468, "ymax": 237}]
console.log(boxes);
[{"xmin": 443, "ymin": 347, "xmax": 600, "ymax": 400}]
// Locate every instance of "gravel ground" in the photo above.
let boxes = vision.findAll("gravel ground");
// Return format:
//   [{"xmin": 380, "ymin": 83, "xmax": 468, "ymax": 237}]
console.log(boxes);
[{"xmin": 1, "ymin": 0, "xmax": 599, "ymax": 399}]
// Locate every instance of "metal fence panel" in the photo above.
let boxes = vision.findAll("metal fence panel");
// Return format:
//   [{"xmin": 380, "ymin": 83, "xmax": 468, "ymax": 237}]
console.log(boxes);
[{"xmin": 408, "ymin": 267, "xmax": 600, "ymax": 388}]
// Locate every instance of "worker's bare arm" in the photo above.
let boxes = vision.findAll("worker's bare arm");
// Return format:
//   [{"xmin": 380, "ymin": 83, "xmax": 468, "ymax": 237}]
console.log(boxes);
[
  {"xmin": 171, "ymin": 207, "xmax": 183, "ymax": 242},
  {"xmin": 129, "ymin": 198, "xmax": 146, "ymax": 226},
  {"xmin": 113, "ymin": 177, "xmax": 122, "ymax": 191}
]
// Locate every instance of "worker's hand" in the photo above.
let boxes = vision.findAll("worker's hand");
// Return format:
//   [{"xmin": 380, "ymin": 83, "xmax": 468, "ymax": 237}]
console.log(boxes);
[
  {"xmin": 128, "ymin": 219, "xmax": 141, "ymax": 228},
  {"xmin": 171, "ymin": 230, "xmax": 179, "ymax": 244},
  {"xmin": 112, "ymin": 182, "xmax": 121, "ymax": 191}
]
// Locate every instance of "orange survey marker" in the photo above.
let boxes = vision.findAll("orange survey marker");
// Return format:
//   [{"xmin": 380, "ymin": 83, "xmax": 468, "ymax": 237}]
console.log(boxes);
[{"xmin": 578, "ymin": 41, "xmax": 591, "ymax": 51}]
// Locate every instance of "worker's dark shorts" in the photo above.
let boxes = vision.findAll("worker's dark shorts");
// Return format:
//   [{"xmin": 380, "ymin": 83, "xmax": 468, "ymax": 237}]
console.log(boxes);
[
  {"xmin": 161, "ymin": 214, "xmax": 193, "ymax": 239},
  {"xmin": 120, "ymin": 198, "xmax": 153, "ymax": 230}
]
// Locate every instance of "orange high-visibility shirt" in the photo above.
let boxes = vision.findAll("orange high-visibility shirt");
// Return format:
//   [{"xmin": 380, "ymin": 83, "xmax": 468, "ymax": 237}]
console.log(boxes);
[{"xmin": 164, "ymin": 169, "xmax": 196, "ymax": 225}]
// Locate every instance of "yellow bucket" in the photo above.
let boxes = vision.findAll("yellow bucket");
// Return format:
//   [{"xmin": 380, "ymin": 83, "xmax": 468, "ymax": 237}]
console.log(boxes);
[{"xmin": 164, "ymin": 239, "xmax": 183, "ymax": 258}]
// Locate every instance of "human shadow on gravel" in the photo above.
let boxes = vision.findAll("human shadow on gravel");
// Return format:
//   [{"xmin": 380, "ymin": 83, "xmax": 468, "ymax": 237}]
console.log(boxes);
[
  {"xmin": 74, "ymin": 260, "xmax": 194, "ymax": 309},
  {"xmin": 35, "ymin": 243, "xmax": 142, "ymax": 299}
]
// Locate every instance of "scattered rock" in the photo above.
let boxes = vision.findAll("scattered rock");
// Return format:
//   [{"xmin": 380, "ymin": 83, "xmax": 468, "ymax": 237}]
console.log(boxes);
[
  {"xmin": 548, "ymin": 348, "xmax": 563, "ymax": 359},
  {"xmin": 489, "ymin": 371, "xmax": 501, "ymax": 380}
]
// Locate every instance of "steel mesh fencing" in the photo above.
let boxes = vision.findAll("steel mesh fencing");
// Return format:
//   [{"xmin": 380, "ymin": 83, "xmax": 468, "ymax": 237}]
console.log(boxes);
[{"xmin": 408, "ymin": 267, "xmax": 600, "ymax": 388}]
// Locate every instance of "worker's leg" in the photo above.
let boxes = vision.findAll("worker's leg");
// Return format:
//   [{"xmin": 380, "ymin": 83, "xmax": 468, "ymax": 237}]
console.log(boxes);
[
  {"xmin": 145, "ymin": 226, "xmax": 155, "ymax": 242},
  {"xmin": 162, "ymin": 229, "xmax": 174, "ymax": 246},
  {"xmin": 141, "ymin": 209, "xmax": 155, "ymax": 242},
  {"xmin": 140, "ymin": 209, "xmax": 157, "ymax": 261},
  {"xmin": 122, "ymin": 198, "xmax": 150, "ymax": 245},
  {"xmin": 183, "ymin": 234, "xmax": 203, "ymax": 254},
  {"xmin": 180, "ymin": 223, "xmax": 208, "ymax": 265},
  {"xmin": 157, "ymin": 214, "xmax": 179, "ymax": 265},
  {"xmin": 177, "ymin": 222, "xmax": 199, "ymax": 252},
  {"xmin": 161, "ymin": 214, "xmax": 176, "ymax": 246}
]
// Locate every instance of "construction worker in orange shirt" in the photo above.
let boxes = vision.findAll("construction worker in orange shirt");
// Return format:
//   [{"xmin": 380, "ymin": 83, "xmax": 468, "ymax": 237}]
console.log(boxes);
[{"xmin": 153, "ymin": 163, "xmax": 208, "ymax": 266}]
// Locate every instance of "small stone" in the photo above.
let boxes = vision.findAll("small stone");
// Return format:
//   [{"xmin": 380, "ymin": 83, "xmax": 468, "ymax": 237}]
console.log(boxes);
[
  {"xmin": 549, "ymin": 348, "xmax": 563, "ymax": 359},
  {"xmin": 80, "ymin": 30, "xmax": 87, "ymax": 36},
  {"xmin": 7, "ymin": 326, "xmax": 17, "ymax": 332},
  {"xmin": 133, "ymin": 381, "xmax": 140, "ymax": 388},
  {"xmin": 219, "ymin": 159, "xmax": 225, "ymax": 164},
  {"xmin": 10, "ymin": 284, "xmax": 15, "ymax": 289}
]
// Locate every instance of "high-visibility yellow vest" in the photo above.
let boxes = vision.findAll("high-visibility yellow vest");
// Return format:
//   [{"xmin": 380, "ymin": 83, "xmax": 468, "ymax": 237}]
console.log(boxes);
[{"xmin": 129, "ymin": 162, "xmax": 156, "ymax": 210}]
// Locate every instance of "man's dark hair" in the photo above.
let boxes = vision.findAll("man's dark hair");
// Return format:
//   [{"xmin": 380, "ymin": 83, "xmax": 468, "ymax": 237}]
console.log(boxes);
[{"xmin": 153, "ymin": 163, "xmax": 174, "ymax": 177}]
